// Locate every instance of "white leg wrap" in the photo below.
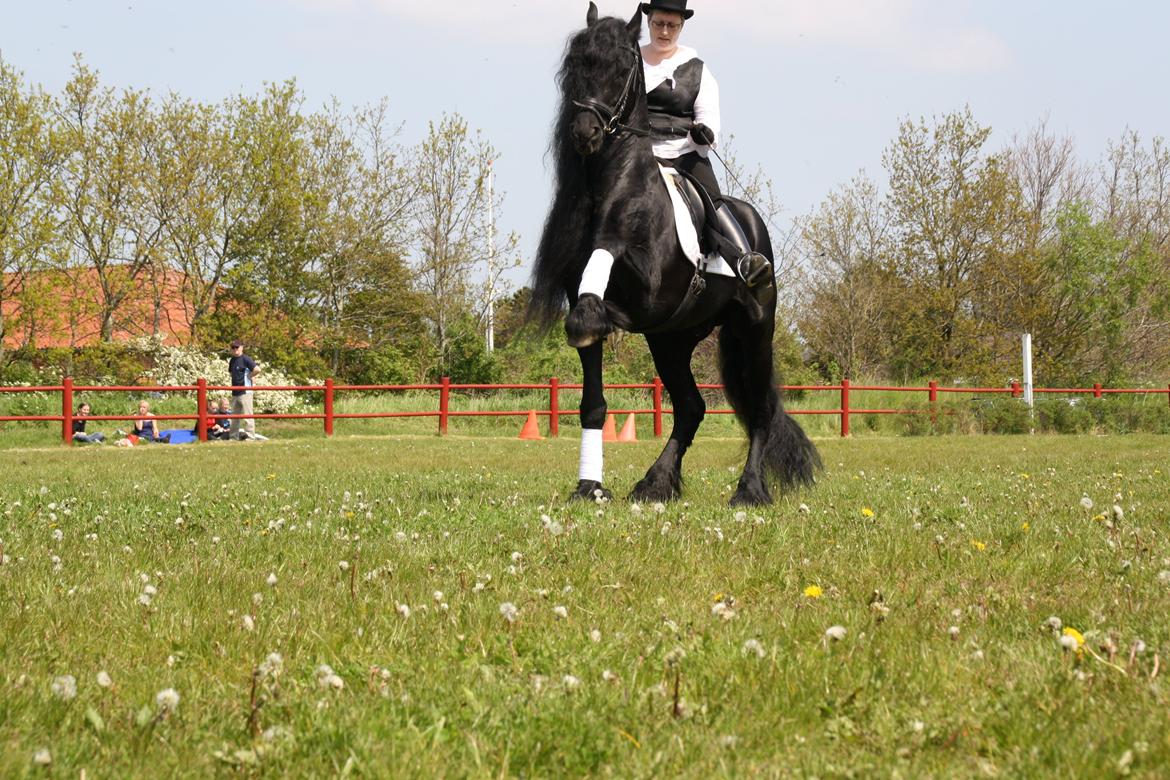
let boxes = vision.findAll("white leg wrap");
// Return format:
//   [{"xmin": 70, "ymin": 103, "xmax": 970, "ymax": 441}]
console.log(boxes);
[
  {"xmin": 578, "ymin": 249, "xmax": 615, "ymax": 299},
  {"xmin": 578, "ymin": 428, "xmax": 604, "ymax": 483}
]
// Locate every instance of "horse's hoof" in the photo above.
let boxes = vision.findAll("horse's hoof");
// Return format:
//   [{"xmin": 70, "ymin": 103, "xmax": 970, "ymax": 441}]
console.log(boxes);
[
  {"xmin": 629, "ymin": 476, "xmax": 679, "ymax": 503},
  {"xmin": 570, "ymin": 480, "xmax": 612, "ymax": 502},
  {"xmin": 565, "ymin": 294, "xmax": 612, "ymax": 348},
  {"xmin": 730, "ymin": 481, "xmax": 772, "ymax": 507}
]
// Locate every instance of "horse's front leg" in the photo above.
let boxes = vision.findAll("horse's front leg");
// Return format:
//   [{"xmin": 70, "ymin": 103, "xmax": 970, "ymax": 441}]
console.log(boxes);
[
  {"xmin": 565, "ymin": 248, "xmax": 616, "ymax": 348},
  {"xmin": 571, "ymin": 340, "xmax": 613, "ymax": 502},
  {"xmin": 630, "ymin": 333, "xmax": 704, "ymax": 503}
]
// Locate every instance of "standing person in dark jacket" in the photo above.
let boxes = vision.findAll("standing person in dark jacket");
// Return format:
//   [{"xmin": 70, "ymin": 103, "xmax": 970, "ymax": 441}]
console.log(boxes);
[
  {"xmin": 227, "ymin": 340, "xmax": 262, "ymax": 440},
  {"xmin": 72, "ymin": 402, "xmax": 106, "ymax": 444}
]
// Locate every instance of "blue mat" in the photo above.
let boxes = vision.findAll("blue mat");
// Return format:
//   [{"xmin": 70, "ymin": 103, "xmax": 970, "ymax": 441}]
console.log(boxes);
[{"xmin": 161, "ymin": 429, "xmax": 198, "ymax": 444}]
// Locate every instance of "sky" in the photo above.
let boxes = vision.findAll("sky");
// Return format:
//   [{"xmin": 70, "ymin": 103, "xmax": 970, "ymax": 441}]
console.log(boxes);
[{"xmin": 3, "ymin": 0, "xmax": 1169, "ymax": 286}]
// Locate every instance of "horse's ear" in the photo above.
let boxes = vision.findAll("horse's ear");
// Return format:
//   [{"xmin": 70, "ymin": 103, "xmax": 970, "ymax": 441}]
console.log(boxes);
[
  {"xmin": 586, "ymin": 2, "xmax": 599, "ymax": 27},
  {"xmin": 627, "ymin": 6, "xmax": 642, "ymax": 37}
]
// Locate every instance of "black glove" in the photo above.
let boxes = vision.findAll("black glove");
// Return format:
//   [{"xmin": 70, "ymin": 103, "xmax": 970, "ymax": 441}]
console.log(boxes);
[{"xmin": 690, "ymin": 123, "xmax": 715, "ymax": 146}]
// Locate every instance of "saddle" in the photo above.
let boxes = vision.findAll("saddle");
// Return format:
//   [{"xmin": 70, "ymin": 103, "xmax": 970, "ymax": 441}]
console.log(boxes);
[{"xmin": 666, "ymin": 170, "xmax": 748, "ymax": 271}]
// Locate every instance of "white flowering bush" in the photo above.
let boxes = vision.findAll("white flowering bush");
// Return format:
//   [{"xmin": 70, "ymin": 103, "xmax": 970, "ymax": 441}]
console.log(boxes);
[{"xmin": 134, "ymin": 336, "xmax": 303, "ymax": 415}]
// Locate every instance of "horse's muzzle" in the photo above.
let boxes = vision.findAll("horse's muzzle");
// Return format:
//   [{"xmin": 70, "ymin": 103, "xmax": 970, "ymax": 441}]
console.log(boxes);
[{"xmin": 571, "ymin": 113, "xmax": 604, "ymax": 155}]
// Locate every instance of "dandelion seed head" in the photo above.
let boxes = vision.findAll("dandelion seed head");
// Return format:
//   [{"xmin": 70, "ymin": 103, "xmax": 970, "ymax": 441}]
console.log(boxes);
[
  {"xmin": 742, "ymin": 639, "xmax": 766, "ymax": 658},
  {"xmin": 50, "ymin": 674, "xmax": 77, "ymax": 701},
  {"xmin": 562, "ymin": 674, "xmax": 581, "ymax": 690},
  {"xmin": 155, "ymin": 687, "xmax": 180, "ymax": 714},
  {"xmin": 1080, "ymin": 496, "xmax": 1094, "ymax": 511},
  {"xmin": 242, "ymin": 615, "xmax": 255, "ymax": 632},
  {"xmin": 338, "ymin": 560, "xmax": 349, "ymax": 571},
  {"xmin": 1059, "ymin": 634, "xmax": 1079, "ymax": 652},
  {"xmin": 396, "ymin": 602, "xmax": 411, "ymax": 619},
  {"xmin": 96, "ymin": 671, "xmax": 112, "ymax": 688},
  {"xmin": 590, "ymin": 629, "xmax": 602, "ymax": 643},
  {"xmin": 33, "ymin": 748, "xmax": 52, "ymax": 766},
  {"xmin": 499, "ymin": 602, "xmax": 519, "ymax": 623},
  {"xmin": 266, "ymin": 573, "xmax": 278, "ymax": 587},
  {"xmin": 825, "ymin": 625, "xmax": 847, "ymax": 642}
]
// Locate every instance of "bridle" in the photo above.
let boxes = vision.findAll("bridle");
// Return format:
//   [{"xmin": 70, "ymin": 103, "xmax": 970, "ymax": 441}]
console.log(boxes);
[{"xmin": 571, "ymin": 46, "xmax": 650, "ymax": 138}]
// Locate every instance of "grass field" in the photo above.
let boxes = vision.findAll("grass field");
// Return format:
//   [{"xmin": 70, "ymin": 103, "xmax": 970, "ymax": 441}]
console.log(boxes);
[{"xmin": 1, "ymin": 432, "xmax": 1168, "ymax": 777}]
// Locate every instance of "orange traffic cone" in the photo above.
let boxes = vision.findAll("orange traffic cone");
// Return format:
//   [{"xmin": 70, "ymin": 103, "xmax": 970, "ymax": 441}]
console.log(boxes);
[
  {"xmin": 518, "ymin": 410, "xmax": 544, "ymax": 440},
  {"xmin": 602, "ymin": 413, "xmax": 618, "ymax": 442},
  {"xmin": 618, "ymin": 413, "xmax": 637, "ymax": 442}
]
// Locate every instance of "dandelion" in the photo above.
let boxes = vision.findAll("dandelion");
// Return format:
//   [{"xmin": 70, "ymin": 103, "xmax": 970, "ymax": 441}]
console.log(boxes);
[
  {"xmin": 589, "ymin": 629, "xmax": 602, "ymax": 643},
  {"xmin": 803, "ymin": 585, "xmax": 823, "ymax": 599},
  {"xmin": 52, "ymin": 529, "xmax": 63, "ymax": 542},
  {"xmin": 602, "ymin": 669, "xmax": 618, "ymax": 683},
  {"xmin": 861, "ymin": 507, "xmax": 875, "ymax": 518},
  {"xmin": 50, "ymin": 674, "xmax": 77, "ymax": 701},
  {"xmin": 742, "ymin": 639, "xmax": 766, "ymax": 658},
  {"xmin": 266, "ymin": 573, "xmax": 278, "ymax": 587},
  {"xmin": 137, "ymin": 593, "xmax": 154, "ymax": 607},
  {"xmin": 511, "ymin": 551, "xmax": 523, "ymax": 563},
  {"xmin": 824, "ymin": 625, "xmax": 847, "ymax": 642},
  {"xmin": 660, "ymin": 521, "xmax": 672, "ymax": 535},
  {"xmin": 652, "ymin": 502, "xmax": 666, "ymax": 514},
  {"xmin": 1080, "ymin": 496, "xmax": 1094, "ymax": 511},
  {"xmin": 143, "ymin": 584, "xmax": 158, "ymax": 597},
  {"xmin": 259, "ymin": 652, "xmax": 283, "ymax": 679},
  {"xmin": 395, "ymin": 602, "xmax": 411, "ymax": 619},
  {"xmin": 971, "ymin": 540, "xmax": 987, "ymax": 552},
  {"xmin": 33, "ymin": 748, "xmax": 52, "ymax": 766},
  {"xmin": 96, "ymin": 671, "xmax": 112, "ymax": 688},
  {"xmin": 665, "ymin": 646, "xmax": 687, "ymax": 666},
  {"xmin": 711, "ymin": 602, "xmax": 736, "ymax": 621},
  {"xmin": 1045, "ymin": 616, "xmax": 1063, "ymax": 632},
  {"xmin": 630, "ymin": 504, "xmax": 643, "ymax": 515},
  {"xmin": 316, "ymin": 664, "xmax": 345, "ymax": 691},
  {"xmin": 553, "ymin": 605, "xmax": 569, "ymax": 619},
  {"xmin": 338, "ymin": 560, "xmax": 350, "ymax": 572},
  {"xmin": 499, "ymin": 602, "xmax": 519, "ymax": 623},
  {"xmin": 720, "ymin": 735, "xmax": 739, "ymax": 749},
  {"xmin": 562, "ymin": 674, "xmax": 581, "ymax": 691},
  {"xmin": 1111, "ymin": 504, "xmax": 1125, "ymax": 522},
  {"xmin": 1062, "ymin": 627, "xmax": 1085, "ymax": 649},
  {"xmin": 155, "ymin": 687, "xmax": 180, "ymax": 715},
  {"xmin": 242, "ymin": 614, "xmax": 255, "ymax": 632},
  {"xmin": 948, "ymin": 626, "xmax": 961, "ymax": 640},
  {"xmin": 798, "ymin": 503, "xmax": 810, "ymax": 514},
  {"xmin": 433, "ymin": 590, "xmax": 444, "ymax": 603},
  {"xmin": 1058, "ymin": 634, "xmax": 1080, "ymax": 652}
]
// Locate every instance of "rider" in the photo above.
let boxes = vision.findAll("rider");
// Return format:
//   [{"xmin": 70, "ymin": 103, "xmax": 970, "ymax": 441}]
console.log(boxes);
[{"xmin": 639, "ymin": 0, "xmax": 773, "ymax": 290}]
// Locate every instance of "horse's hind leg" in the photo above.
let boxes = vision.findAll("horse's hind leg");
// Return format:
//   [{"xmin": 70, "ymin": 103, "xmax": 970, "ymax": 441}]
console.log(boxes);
[
  {"xmin": 630, "ymin": 332, "xmax": 706, "ymax": 503},
  {"xmin": 571, "ymin": 341, "xmax": 613, "ymax": 502}
]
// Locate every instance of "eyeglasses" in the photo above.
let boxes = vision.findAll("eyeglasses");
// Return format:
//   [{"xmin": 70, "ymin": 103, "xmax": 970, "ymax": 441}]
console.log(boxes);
[{"xmin": 650, "ymin": 20, "xmax": 682, "ymax": 32}]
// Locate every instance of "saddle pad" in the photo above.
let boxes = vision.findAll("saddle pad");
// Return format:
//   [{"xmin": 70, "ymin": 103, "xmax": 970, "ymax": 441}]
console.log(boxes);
[{"xmin": 657, "ymin": 165, "xmax": 736, "ymax": 278}]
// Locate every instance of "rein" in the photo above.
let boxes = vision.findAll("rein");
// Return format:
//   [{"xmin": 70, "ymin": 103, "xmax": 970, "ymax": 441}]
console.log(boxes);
[{"xmin": 571, "ymin": 47, "xmax": 650, "ymax": 138}]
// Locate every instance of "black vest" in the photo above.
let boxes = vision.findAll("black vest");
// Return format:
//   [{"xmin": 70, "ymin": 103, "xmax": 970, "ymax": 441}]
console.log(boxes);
[{"xmin": 646, "ymin": 58, "xmax": 704, "ymax": 141}]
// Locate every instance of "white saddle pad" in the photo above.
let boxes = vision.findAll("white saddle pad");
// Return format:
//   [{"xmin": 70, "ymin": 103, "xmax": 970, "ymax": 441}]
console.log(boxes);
[{"xmin": 658, "ymin": 165, "xmax": 736, "ymax": 278}]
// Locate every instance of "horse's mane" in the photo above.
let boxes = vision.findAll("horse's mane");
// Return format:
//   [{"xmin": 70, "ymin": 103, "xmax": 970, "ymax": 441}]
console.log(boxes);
[{"xmin": 527, "ymin": 15, "xmax": 641, "ymax": 328}]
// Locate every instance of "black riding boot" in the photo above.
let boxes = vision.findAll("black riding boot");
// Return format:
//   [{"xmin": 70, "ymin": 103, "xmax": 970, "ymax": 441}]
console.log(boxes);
[{"xmin": 712, "ymin": 202, "xmax": 773, "ymax": 289}]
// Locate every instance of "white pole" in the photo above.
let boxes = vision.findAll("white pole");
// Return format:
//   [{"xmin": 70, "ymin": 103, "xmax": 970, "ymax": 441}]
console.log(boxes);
[
  {"xmin": 1022, "ymin": 332, "xmax": 1034, "ymax": 408},
  {"xmin": 485, "ymin": 161, "xmax": 496, "ymax": 354}
]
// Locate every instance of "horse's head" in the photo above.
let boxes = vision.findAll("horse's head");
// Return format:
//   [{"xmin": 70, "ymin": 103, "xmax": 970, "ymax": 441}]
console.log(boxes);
[{"xmin": 559, "ymin": 2, "xmax": 644, "ymax": 156}]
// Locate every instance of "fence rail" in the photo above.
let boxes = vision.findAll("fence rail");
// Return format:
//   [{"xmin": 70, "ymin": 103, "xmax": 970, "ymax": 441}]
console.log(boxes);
[{"xmin": 1, "ymin": 376, "xmax": 1168, "ymax": 446}]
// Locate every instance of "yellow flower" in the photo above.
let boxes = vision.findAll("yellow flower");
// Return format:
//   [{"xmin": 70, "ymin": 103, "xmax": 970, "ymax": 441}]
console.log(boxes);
[
  {"xmin": 971, "ymin": 540, "xmax": 987, "ymax": 551},
  {"xmin": 1019, "ymin": 473, "xmax": 1030, "ymax": 480},
  {"xmin": 803, "ymin": 585, "xmax": 823, "ymax": 599},
  {"xmin": 1092, "ymin": 513, "xmax": 1106, "ymax": 522},
  {"xmin": 266, "ymin": 473, "xmax": 276, "ymax": 480},
  {"xmin": 861, "ymin": 507, "xmax": 875, "ymax": 518},
  {"xmin": 1020, "ymin": 522, "xmax": 1030, "ymax": 531},
  {"xmin": 1062, "ymin": 627, "xmax": 1085, "ymax": 648},
  {"xmin": 712, "ymin": 592, "xmax": 724, "ymax": 603}
]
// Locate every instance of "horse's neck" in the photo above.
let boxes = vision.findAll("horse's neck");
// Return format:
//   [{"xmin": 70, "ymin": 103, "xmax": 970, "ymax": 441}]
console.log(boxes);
[{"xmin": 586, "ymin": 135, "xmax": 666, "ymax": 211}]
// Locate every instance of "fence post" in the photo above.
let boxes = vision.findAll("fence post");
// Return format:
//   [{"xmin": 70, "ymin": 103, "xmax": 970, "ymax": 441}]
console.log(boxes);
[
  {"xmin": 840, "ymin": 378, "xmax": 850, "ymax": 438},
  {"xmin": 549, "ymin": 377, "xmax": 560, "ymax": 438},
  {"xmin": 439, "ymin": 376, "xmax": 450, "ymax": 436},
  {"xmin": 324, "ymin": 378, "xmax": 335, "ymax": 437},
  {"xmin": 652, "ymin": 376, "xmax": 664, "ymax": 438},
  {"xmin": 1093, "ymin": 383, "xmax": 1103, "ymax": 399},
  {"xmin": 928, "ymin": 380, "xmax": 938, "ymax": 428},
  {"xmin": 62, "ymin": 377, "xmax": 74, "ymax": 446},
  {"xmin": 1011, "ymin": 380, "xmax": 1021, "ymax": 399},
  {"xmin": 196, "ymin": 378, "xmax": 209, "ymax": 442}
]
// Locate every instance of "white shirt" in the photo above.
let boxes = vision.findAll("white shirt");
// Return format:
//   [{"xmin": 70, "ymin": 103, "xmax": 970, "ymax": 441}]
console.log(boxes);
[{"xmin": 642, "ymin": 45, "xmax": 721, "ymax": 160}]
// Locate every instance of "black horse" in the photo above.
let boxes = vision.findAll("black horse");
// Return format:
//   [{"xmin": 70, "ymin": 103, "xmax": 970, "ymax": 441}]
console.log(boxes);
[{"xmin": 528, "ymin": 3, "xmax": 820, "ymax": 506}]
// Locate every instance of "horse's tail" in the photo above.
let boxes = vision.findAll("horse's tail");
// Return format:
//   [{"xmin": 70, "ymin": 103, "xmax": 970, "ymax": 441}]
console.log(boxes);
[{"xmin": 718, "ymin": 320, "xmax": 821, "ymax": 492}]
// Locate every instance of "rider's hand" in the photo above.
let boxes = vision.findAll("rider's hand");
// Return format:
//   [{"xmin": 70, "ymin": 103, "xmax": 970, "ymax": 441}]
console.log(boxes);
[{"xmin": 690, "ymin": 123, "xmax": 715, "ymax": 146}]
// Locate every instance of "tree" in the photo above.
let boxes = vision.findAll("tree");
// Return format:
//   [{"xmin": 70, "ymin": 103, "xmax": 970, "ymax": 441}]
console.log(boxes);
[
  {"xmin": 797, "ymin": 174, "xmax": 893, "ymax": 379},
  {"xmin": 0, "ymin": 57, "xmax": 65, "ymax": 356},
  {"xmin": 411, "ymin": 113, "xmax": 517, "ymax": 378},
  {"xmin": 57, "ymin": 57, "xmax": 164, "ymax": 342},
  {"xmin": 882, "ymin": 108, "xmax": 1028, "ymax": 378}
]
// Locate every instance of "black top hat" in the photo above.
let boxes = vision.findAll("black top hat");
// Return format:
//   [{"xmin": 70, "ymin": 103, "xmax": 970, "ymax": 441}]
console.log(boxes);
[{"xmin": 640, "ymin": 0, "xmax": 694, "ymax": 20}]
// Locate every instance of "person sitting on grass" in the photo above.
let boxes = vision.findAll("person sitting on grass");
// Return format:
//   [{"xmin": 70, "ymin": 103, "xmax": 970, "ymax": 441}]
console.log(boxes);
[
  {"xmin": 131, "ymin": 400, "xmax": 170, "ymax": 443},
  {"xmin": 72, "ymin": 402, "xmax": 106, "ymax": 444},
  {"xmin": 215, "ymin": 396, "xmax": 232, "ymax": 434}
]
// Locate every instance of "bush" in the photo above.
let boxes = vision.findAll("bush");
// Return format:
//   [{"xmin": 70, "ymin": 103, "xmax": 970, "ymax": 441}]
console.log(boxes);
[
  {"xmin": 972, "ymin": 398, "xmax": 1032, "ymax": 434},
  {"xmin": 1035, "ymin": 399, "xmax": 1094, "ymax": 434}
]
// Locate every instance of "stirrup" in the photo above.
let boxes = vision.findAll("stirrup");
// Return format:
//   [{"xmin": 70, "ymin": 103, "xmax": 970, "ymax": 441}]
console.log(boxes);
[{"xmin": 737, "ymin": 252, "xmax": 773, "ymax": 288}]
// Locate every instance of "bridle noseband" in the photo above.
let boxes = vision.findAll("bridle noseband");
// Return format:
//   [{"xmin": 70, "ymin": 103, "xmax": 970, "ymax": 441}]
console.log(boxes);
[{"xmin": 571, "ymin": 46, "xmax": 649, "ymax": 138}]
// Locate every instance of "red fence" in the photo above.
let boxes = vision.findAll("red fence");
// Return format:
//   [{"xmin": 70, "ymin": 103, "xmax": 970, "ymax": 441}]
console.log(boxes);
[{"xmin": 1, "ymin": 377, "xmax": 1168, "ymax": 446}]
